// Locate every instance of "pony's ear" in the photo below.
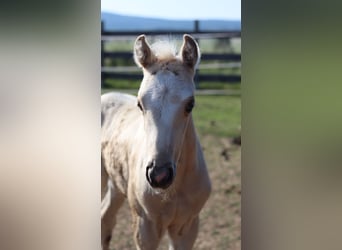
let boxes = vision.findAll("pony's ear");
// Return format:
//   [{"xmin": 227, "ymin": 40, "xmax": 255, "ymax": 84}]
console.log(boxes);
[
  {"xmin": 180, "ymin": 34, "xmax": 200, "ymax": 69},
  {"xmin": 134, "ymin": 35, "xmax": 156, "ymax": 68}
]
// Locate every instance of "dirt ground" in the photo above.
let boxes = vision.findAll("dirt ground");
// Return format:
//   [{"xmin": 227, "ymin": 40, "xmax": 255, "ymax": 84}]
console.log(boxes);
[{"xmin": 108, "ymin": 135, "xmax": 241, "ymax": 250}]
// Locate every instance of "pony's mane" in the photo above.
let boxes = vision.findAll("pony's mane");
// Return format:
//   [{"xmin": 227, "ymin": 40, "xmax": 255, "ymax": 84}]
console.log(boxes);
[{"xmin": 150, "ymin": 39, "xmax": 177, "ymax": 61}]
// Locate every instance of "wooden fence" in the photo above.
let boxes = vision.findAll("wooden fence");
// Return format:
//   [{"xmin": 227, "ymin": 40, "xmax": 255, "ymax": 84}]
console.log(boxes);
[{"xmin": 101, "ymin": 21, "xmax": 241, "ymax": 88}]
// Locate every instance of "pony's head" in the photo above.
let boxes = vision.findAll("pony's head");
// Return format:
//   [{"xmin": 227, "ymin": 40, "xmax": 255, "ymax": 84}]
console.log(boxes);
[{"xmin": 134, "ymin": 34, "xmax": 200, "ymax": 190}]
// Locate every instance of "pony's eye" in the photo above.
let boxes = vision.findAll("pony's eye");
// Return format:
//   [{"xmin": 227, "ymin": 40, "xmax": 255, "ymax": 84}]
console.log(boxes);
[
  {"xmin": 137, "ymin": 101, "xmax": 143, "ymax": 112},
  {"xmin": 185, "ymin": 98, "xmax": 195, "ymax": 113}
]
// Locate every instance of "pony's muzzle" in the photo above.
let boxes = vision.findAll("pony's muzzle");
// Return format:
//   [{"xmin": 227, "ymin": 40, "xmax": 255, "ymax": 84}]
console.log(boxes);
[{"xmin": 146, "ymin": 162, "xmax": 174, "ymax": 189}]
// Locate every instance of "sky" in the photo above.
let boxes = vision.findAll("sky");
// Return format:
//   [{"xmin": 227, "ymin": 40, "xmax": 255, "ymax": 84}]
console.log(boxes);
[{"xmin": 101, "ymin": 0, "xmax": 241, "ymax": 21}]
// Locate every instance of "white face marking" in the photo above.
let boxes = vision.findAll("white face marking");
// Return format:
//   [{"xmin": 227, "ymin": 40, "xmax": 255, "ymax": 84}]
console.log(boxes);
[{"xmin": 138, "ymin": 69, "xmax": 194, "ymax": 167}]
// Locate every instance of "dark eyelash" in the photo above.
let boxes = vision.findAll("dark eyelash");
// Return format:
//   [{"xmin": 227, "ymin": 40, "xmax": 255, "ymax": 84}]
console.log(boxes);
[
  {"xmin": 137, "ymin": 101, "xmax": 143, "ymax": 111},
  {"xmin": 185, "ymin": 98, "xmax": 195, "ymax": 113}
]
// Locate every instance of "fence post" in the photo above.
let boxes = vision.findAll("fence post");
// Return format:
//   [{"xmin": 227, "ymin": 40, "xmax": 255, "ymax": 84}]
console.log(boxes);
[{"xmin": 101, "ymin": 21, "xmax": 104, "ymax": 88}]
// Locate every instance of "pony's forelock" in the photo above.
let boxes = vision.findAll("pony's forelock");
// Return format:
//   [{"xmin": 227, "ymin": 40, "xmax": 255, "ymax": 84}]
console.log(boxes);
[{"xmin": 150, "ymin": 39, "xmax": 177, "ymax": 61}]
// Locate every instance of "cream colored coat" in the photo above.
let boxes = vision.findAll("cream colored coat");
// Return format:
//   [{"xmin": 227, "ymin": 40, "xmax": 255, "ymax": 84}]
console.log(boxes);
[{"xmin": 101, "ymin": 34, "xmax": 211, "ymax": 250}]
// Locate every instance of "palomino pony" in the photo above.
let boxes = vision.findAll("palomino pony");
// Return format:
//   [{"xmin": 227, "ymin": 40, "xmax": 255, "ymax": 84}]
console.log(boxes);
[{"xmin": 101, "ymin": 34, "xmax": 211, "ymax": 250}]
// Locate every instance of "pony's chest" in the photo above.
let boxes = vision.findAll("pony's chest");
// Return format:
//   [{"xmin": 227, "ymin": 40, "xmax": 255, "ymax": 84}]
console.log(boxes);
[{"xmin": 144, "ymin": 192, "xmax": 204, "ymax": 222}]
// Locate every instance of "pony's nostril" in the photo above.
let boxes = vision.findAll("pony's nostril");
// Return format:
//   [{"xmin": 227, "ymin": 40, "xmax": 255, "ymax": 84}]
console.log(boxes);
[
  {"xmin": 145, "ymin": 162, "xmax": 154, "ymax": 184},
  {"xmin": 146, "ymin": 165, "xmax": 174, "ymax": 189},
  {"xmin": 146, "ymin": 161, "xmax": 154, "ymax": 169},
  {"xmin": 154, "ymin": 167, "xmax": 171, "ymax": 183}
]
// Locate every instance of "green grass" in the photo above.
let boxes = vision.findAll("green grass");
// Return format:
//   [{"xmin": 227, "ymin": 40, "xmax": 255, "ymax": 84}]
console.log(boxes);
[
  {"xmin": 104, "ymin": 79, "xmax": 141, "ymax": 89},
  {"xmin": 103, "ymin": 78, "xmax": 241, "ymax": 90},
  {"xmin": 192, "ymin": 95, "xmax": 241, "ymax": 137},
  {"xmin": 196, "ymin": 82, "xmax": 240, "ymax": 90}
]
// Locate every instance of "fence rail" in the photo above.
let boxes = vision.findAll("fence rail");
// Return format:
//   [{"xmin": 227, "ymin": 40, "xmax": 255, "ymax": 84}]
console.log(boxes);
[
  {"xmin": 102, "ymin": 31, "xmax": 241, "ymax": 40},
  {"xmin": 101, "ymin": 21, "xmax": 241, "ymax": 88},
  {"xmin": 103, "ymin": 52, "xmax": 241, "ymax": 61}
]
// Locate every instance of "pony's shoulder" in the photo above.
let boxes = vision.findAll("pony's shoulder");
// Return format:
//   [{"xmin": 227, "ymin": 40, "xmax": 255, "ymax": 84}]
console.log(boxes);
[
  {"xmin": 101, "ymin": 92, "xmax": 137, "ymax": 126},
  {"xmin": 101, "ymin": 92, "xmax": 136, "ymax": 104},
  {"xmin": 101, "ymin": 92, "xmax": 136, "ymax": 110}
]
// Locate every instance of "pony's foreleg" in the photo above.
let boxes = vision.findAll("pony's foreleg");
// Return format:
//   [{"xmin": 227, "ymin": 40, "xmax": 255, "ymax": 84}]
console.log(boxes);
[
  {"xmin": 132, "ymin": 212, "xmax": 163, "ymax": 250},
  {"xmin": 167, "ymin": 216, "xmax": 199, "ymax": 250},
  {"xmin": 101, "ymin": 178, "xmax": 125, "ymax": 250}
]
